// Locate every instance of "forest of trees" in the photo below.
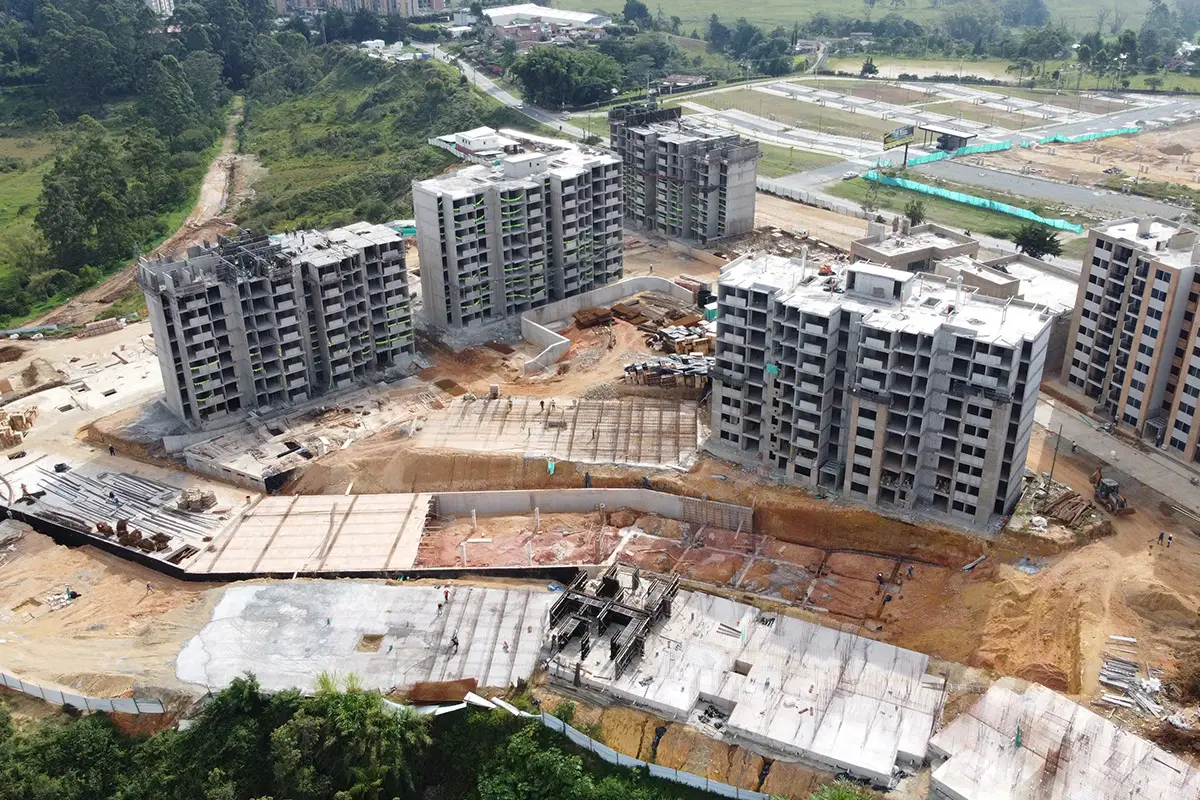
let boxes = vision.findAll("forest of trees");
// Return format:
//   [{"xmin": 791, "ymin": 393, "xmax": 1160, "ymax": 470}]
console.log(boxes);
[{"xmin": 0, "ymin": 675, "xmax": 875, "ymax": 800}]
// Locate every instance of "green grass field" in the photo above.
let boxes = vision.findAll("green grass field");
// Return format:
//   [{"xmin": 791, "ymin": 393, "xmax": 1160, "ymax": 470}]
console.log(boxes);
[
  {"xmin": 757, "ymin": 143, "xmax": 839, "ymax": 178},
  {"xmin": 827, "ymin": 175, "xmax": 1099, "ymax": 241},
  {"xmin": 921, "ymin": 100, "xmax": 1040, "ymax": 130},
  {"xmin": 554, "ymin": 0, "xmax": 1127, "ymax": 37},
  {"xmin": 0, "ymin": 133, "xmax": 56, "ymax": 276},
  {"xmin": 704, "ymin": 87, "xmax": 897, "ymax": 138}
]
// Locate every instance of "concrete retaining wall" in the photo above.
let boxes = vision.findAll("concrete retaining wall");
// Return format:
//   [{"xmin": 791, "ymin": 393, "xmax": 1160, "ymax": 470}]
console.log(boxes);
[
  {"xmin": 433, "ymin": 488, "xmax": 754, "ymax": 532},
  {"xmin": 521, "ymin": 276, "xmax": 695, "ymax": 373}
]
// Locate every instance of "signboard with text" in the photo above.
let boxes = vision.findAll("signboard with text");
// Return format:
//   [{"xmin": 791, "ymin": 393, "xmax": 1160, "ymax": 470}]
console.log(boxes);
[{"xmin": 883, "ymin": 124, "xmax": 915, "ymax": 150}]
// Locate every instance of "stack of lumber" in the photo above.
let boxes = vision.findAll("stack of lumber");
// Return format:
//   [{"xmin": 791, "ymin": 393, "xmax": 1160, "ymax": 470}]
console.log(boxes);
[
  {"xmin": 1040, "ymin": 489, "xmax": 1093, "ymax": 525},
  {"xmin": 573, "ymin": 307, "xmax": 613, "ymax": 328}
]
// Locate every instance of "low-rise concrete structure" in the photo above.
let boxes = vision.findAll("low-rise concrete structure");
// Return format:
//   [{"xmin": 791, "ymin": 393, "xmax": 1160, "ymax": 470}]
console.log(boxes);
[
  {"xmin": 851, "ymin": 221, "xmax": 977, "ymax": 273},
  {"xmin": 930, "ymin": 683, "xmax": 1200, "ymax": 799},
  {"xmin": 482, "ymin": 3, "xmax": 611, "ymax": 27},
  {"xmin": 548, "ymin": 571, "xmax": 944, "ymax": 784}
]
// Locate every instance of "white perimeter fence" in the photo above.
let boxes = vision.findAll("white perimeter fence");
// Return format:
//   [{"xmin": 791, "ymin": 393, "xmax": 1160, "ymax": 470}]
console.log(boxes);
[{"xmin": 1, "ymin": 669, "xmax": 165, "ymax": 714}]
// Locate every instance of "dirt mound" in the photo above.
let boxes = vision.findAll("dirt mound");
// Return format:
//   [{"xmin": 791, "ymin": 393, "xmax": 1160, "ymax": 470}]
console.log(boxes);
[
  {"xmin": 1125, "ymin": 581, "xmax": 1198, "ymax": 627},
  {"xmin": 633, "ymin": 515, "xmax": 687, "ymax": 538},
  {"xmin": 758, "ymin": 761, "xmax": 825, "ymax": 798},
  {"xmin": 607, "ymin": 507, "xmax": 639, "ymax": 529},
  {"xmin": 655, "ymin": 726, "xmax": 735, "ymax": 781},
  {"xmin": 0, "ymin": 344, "xmax": 25, "ymax": 363},
  {"xmin": 599, "ymin": 707, "xmax": 661, "ymax": 760},
  {"xmin": 1160, "ymin": 143, "xmax": 1190, "ymax": 155}
]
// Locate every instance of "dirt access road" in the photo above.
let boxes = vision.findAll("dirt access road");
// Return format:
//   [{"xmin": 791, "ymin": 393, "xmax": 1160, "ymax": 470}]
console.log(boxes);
[{"xmin": 32, "ymin": 98, "xmax": 259, "ymax": 327}]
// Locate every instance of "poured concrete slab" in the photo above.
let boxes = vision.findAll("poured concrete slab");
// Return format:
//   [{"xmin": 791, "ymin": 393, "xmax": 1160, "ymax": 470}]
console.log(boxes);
[
  {"xmin": 930, "ymin": 684, "xmax": 1200, "ymax": 800},
  {"xmin": 189, "ymin": 493, "xmax": 432, "ymax": 575},
  {"xmin": 177, "ymin": 582, "xmax": 555, "ymax": 694}
]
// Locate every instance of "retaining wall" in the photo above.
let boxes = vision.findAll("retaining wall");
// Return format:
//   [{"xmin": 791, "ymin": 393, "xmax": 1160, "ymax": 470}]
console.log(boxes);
[
  {"xmin": 433, "ymin": 488, "xmax": 754, "ymax": 532},
  {"xmin": 521, "ymin": 276, "xmax": 694, "ymax": 373}
]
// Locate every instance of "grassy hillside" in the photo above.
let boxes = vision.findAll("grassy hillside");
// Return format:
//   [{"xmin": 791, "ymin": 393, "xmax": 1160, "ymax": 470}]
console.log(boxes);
[{"xmin": 240, "ymin": 53, "xmax": 557, "ymax": 232}]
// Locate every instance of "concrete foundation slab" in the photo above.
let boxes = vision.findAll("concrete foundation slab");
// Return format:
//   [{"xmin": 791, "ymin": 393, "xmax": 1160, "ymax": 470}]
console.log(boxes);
[
  {"xmin": 176, "ymin": 582, "xmax": 555, "ymax": 694},
  {"xmin": 189, "ymin": 493, "xmax": 432, "ymax": 576}
]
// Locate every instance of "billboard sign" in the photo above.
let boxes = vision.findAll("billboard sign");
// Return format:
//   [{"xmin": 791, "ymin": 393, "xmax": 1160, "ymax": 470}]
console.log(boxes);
[{"xmin": 883, "ymin": 124, "xmax": 915, "ymax": 150}]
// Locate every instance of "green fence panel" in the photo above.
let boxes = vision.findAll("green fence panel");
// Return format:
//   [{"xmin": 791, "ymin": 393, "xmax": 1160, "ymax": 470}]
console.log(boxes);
[
  {"xmin": 863, "ymin": 171, "xmax": 1084, "ymax": 233},
  {"xmin": 1038, "ymin": 126, "xmax": 1139, "ymax": 145}
]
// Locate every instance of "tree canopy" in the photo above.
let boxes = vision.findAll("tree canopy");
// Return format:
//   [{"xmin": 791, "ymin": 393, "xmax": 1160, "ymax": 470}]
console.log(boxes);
[
  {"xmin": 1013, "ymin": 222, "xmax": 1063, "ymax": 260},
  {"xmin": 511, "ymin": 46, "xmax": 624, "ymax": 108}
]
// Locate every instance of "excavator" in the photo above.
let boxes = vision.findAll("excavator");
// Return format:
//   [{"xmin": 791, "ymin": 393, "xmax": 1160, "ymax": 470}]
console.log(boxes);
[{"xmin": 1092, "ymin": 468, "xmax": 1135, "ymax": 516}]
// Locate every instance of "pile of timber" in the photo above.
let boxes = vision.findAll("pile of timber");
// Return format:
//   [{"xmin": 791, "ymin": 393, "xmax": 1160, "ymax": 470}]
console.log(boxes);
[
  {"xmin": 611, "ymin": 294, "xmax": 703, "ymax": 333},
  {"xmin": 1040, "ymin": 489, "xmax": 1094, "ymax": 526},
  {"xmin": 573, "ymin": 307, "xmax": 613, "ymax": 328}
]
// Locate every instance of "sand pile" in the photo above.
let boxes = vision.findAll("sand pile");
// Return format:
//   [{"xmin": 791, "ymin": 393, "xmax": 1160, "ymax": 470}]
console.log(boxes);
[{"xmin": 1123, "ymin": 580, "xmax": 1198, "ymax": 628}]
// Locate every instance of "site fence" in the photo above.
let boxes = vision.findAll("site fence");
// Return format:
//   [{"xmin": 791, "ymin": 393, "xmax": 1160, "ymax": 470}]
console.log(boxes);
[
  {"xmin": 540, "ymin": 713, "xmax": 772, "ymax": 800},
  {"xmin": 862, "ymin": 171, "xmax": 1085, "ymax": 233},
  {"xmin": 905, "ymin": 140, "xmax": 1012, "ymax": 167},
  {"xmin": 755, "ymin": 177, "xmax": 875, "ymax": 222},
  {"xmin": 1, "ymin": 669, "xmax": 165, "ymax": 714},
  {"xmin": 1035, "ymin": 126, "xmax": 1139, "ymax": 145}
]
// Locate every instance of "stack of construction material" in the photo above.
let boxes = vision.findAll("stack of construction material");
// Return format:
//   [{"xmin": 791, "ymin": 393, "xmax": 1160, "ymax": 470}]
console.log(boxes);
[
  {"xmin": 77, "ymin": 318, "xmax": 126, "ymax": 338},
  {"xmin": 624, "ymin": 355, "xmax": 713, "ymax": 387},
  {"xmin": 178, "ymin": 488, "xmax": 218, "ymax": 512},
  {"xmin": 1039, "ymin": 489, "xmax": 1094, "ymax": 525},
  {"xmin": 573, "ymin": 307, "xmax": 613, "ymax": 328},
  {"xmin": 0, "ymin": 408, "xmax": 36, "ymax": 448},
  {"xmin": 648, "ymin": 325, "xmax": 714, "ymax": 355}
]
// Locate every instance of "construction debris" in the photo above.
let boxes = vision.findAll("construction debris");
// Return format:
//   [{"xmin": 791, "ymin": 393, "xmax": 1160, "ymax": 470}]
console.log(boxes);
[
  {"xmin": 645, "ymin": 325, "xmax": 714, "ymax": 355},
  {"xmin": 624, "ymin": 355, "xmax": 714, "ymax": 388},
  {"xmin": 0, "ymin": 407, "xmax": 38, "ymax": 448},
  {"xmin": 76, "ymin": 318, "xmax": 127, "ymax": 338}
]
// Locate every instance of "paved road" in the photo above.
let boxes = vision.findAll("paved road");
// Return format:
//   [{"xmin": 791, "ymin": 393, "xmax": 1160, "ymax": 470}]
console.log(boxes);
[
  {"xmin": 422, "ymin": 44, "xmax": 586, "ymax": 139},
  {"xmin": 1035, "ymin": 396, "xmax": 1200, "ymax": 516}
]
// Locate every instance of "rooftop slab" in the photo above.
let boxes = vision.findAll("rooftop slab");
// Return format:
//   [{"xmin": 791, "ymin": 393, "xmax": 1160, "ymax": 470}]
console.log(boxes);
[{"xmin": 176, "ymin": 582, "xmax": 556, "ymax": 694}]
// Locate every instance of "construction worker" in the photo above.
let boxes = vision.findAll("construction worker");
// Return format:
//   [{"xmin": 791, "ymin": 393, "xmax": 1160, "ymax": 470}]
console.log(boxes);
[
  {"xmin": 1159, "ymin": 531, "xmax": 1165, "ymax": 545},
  {"xmin": 906, "ymin": 565, "xmax": 914, "ymax": 579},
  {"xmin": 444, "ymin": 588, "xmax": 450, "ymax": 603},
  {"xmin": 146, "ymin": 582, "xmax": 153, "ymax": 595},
  {"xmin": 1168, "ymin": 535, "xmax": 1174, "ymax": 548},
  {"xmin": 437, "ymin": 602, "xmax": 443, "ymax": 615},
  {"xmin": 507, "ymin": 397, "xmax": 513, "ymax": 410},
  {"xmin": 450, "ymin": 632, "xmax": 459, "ymax": 653},
  {"xmin": 540, "ymin": 400, "xmax": 545, "ymax": 411},
  {"xmin": 108, "ymin": 445, "xmax": 115, "ymax": 456}
]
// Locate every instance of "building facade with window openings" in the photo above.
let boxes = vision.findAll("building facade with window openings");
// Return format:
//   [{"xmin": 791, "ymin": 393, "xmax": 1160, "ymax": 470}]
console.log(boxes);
[
  {"xmin": 412, "ymin": 148, "xmax": 623, "ymax": 329},
  {"xmin": 1063, "ymin": 218, "xmax": 1200, "ymax": 462},
  {"xmin": 608, "ymin": 103, "xmax": 758, "ymax": 245},
  {"xmin": 710, "ymin": 255, "xmax": 1054, "ymax": 532},
  {"xmin": 138, "ymin": 223, "xmax": 415, "ymax": 430}
]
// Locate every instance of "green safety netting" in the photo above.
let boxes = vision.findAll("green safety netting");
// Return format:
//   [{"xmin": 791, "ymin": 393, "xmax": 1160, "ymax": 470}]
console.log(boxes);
[
  {"xmin": 863, "ymin": 171, "xmax": 1084, "ymax": 233},
  {"xmin": 905, "ymin": 140, "xmax": 1012, "ymax": 167},
  {"xmin": 1036, "ymin": 126, "xmax": 1139, "ymax": 145}
]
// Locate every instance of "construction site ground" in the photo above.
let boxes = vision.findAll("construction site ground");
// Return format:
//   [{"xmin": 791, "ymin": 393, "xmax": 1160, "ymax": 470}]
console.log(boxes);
[
  {"xmin": 31, "ymin": 99, "xmax": 263, "ymax": 327},
  {"xmin": 978, "ymin": 121, "xmax": 1200, "ymax": 192},
  {"xmin": 754, "ymin": 192, "xmax": 866, "ymax": 250}
]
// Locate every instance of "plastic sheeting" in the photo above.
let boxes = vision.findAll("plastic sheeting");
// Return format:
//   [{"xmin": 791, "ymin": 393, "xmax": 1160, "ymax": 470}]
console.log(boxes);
[
  {"xmin": 906, "ymin": 140, "xmax": 1012, "ymax": 166},
  {"xmin": 863, "ymin": 171, "xmax": 1084, "ymax": 233},
  {"xmin": 1037, "ymin": 126, "xmax": 1139, "ymax": 145}
]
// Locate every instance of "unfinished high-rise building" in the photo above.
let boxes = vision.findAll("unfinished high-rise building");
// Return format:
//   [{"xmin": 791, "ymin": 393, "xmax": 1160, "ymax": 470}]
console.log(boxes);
[
  {"xmin": 710, "ymin": 255, "xmax": 1054, "ymax": 532},
  {"xmin": 608, "ymin": 103, "xmax": 758, "ymax": 244},
  {"xmin": 1064, "ymin": 218, "xmax": 1200, "ymax": 461},
  {"xmin": 138, "ymin": 222, "xmax": 415, "ymax": 429},
  {"xmin": 412, "ymin": 148, "xmax": 623, "ymax": 329}
]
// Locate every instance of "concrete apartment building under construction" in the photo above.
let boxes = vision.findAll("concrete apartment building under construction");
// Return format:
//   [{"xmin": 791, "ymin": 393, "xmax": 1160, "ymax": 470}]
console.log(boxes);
[
  {"xmin": 1064, "ymin": 217, "xmax": 1200, "ymax": 463},
  {"xmin": 138, "ymin": 222, "xmax": 415, "ymax": 429},
  {"xmin": 710, "ymin": 254, "xmax": 1054, "ymax": 531},
  {"xmin": 412, "ymin": 147, "xmax": 623, "ymax": 329},
  {"xmin": 608, "ymin": 103, "xmax": 758, "ymax": 244}
]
